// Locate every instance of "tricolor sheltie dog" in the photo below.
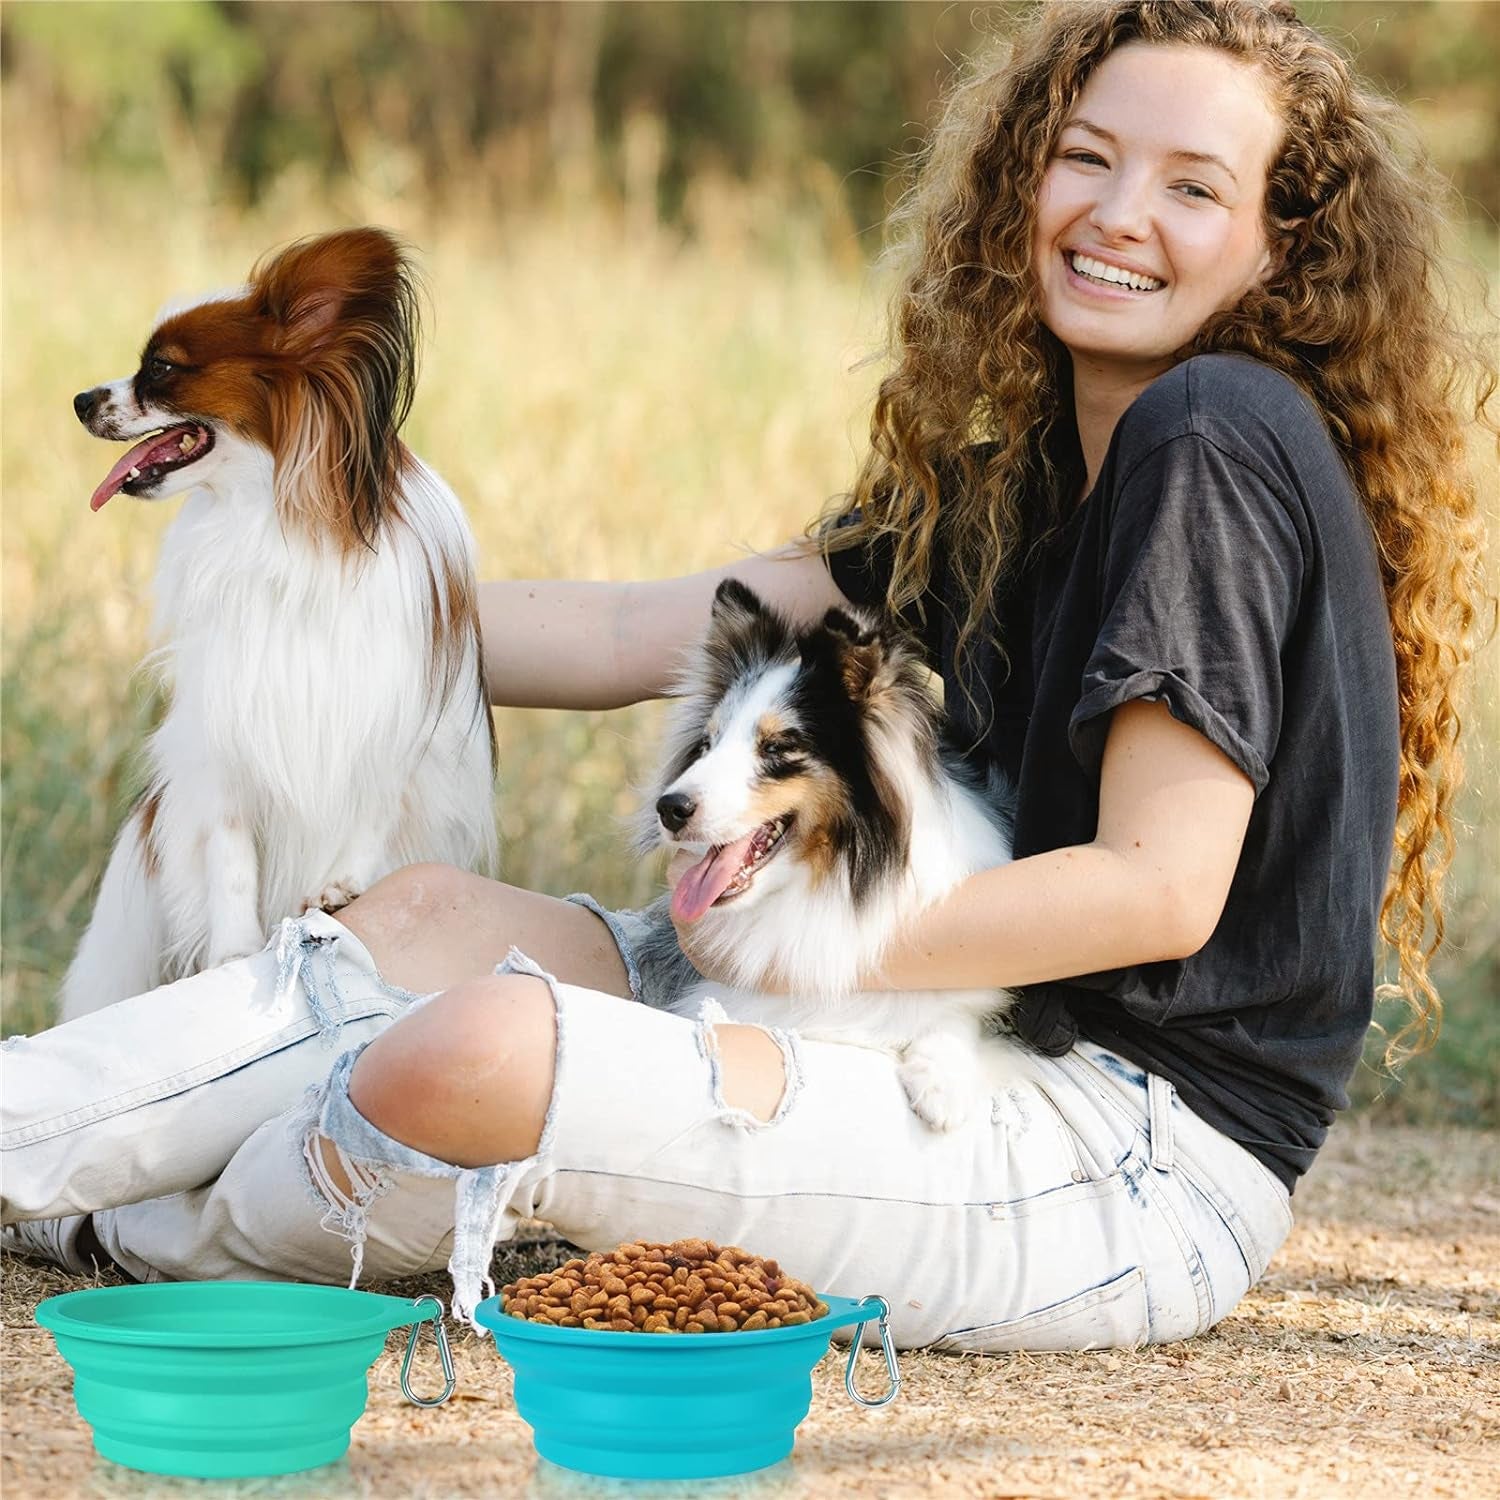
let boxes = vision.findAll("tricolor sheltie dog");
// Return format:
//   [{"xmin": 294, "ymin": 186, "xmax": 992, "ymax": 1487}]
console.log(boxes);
[
  {"xmin": 637, "ymin": 578, "xmax": 1015, "ymax": 1131},
  {"xmin": 60, "ymin": 228, "xmax": 497, "ymax": 1023}
]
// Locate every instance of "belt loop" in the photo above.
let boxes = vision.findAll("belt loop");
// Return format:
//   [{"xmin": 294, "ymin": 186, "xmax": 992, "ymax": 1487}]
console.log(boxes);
[{"xmin": 1148, "ymin": 1073, "xmax": 1175, "ymax": 1172}]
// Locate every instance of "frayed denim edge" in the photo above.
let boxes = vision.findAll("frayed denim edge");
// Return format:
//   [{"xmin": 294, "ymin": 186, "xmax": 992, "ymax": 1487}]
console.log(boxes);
[
  {"xmin": 299, "ymin": 945, "xmax": 565, "ymax": 1338},
  {"xmin": 289, "ymin": 1075, "xmax": 398, "ymax": 1289},
  {"xmin": 272, "ymin": 911, "xmax": 431, "ymax": 1044},
  {"xmin": 274, "ymin": 918, "xmax": 344, "ymax": 1043}
]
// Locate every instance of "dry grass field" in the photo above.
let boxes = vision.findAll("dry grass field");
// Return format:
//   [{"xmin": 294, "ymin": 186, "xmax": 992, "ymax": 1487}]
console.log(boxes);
[
  {"xmin": 3, "ymin": 1122, "xmax": 1497, "ymax": 1499},
  {"xmin": 0, "ymin": 184, "xmax": 885, "ymax": 1035}
]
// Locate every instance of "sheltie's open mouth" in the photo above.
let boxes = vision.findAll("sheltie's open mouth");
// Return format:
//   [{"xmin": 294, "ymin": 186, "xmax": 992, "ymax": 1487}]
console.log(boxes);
[
  {"xmin": 91, "ymin": 423, "xmax": 216, "ymax": 511},
  {"xmin": 670, "ymin": 815, "xmax": 794, "ymax": 924}
]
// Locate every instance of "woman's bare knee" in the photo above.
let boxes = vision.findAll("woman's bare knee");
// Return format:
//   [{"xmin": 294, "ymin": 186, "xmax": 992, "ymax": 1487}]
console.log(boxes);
[
  {"xmin": 338, "ymin": 863, "xmax": 472, "ymax": 968},
  {"xmin": 348, "ymin": 974, "xmax": 558, "ymax": 1168}
]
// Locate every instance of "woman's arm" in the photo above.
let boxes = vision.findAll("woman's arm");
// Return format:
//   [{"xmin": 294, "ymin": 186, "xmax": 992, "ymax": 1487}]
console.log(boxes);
[
  {"xmin": 477, "ymin": 542, "xmax": 849, "ymax": 710},
  {"xmin": 869, "ymin": 698, "xmax": 1256, "ymax": 989}
]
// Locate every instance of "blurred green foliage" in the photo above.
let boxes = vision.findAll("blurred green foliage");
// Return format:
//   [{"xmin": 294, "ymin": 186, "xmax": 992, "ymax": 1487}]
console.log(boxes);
[{"xmin": 5, "ymin": 1, "xmax": 1495, "ymax": 236}]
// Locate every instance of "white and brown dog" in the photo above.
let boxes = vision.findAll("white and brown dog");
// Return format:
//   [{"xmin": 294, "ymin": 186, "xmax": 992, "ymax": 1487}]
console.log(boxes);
[{"xmin": 61, "ymin": 228, "xmax": 497, "ymax": 1021}]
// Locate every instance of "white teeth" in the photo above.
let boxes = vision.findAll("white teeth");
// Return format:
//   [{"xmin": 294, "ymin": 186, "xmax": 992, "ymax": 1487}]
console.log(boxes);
[
  {"xmin": 717, "ymin": 816, "xmax": 789, "ymax": 902},
  {"xmin": 1069, "ymin": 253, "xmax": 1163, "ymax": 292},
  {"xmin": 178, "ymin": 432, "xmax": 195, "ymax": 453},
  {"xmin": 127, "ymin": 467, "xmax": 141, "ymax": 479}
]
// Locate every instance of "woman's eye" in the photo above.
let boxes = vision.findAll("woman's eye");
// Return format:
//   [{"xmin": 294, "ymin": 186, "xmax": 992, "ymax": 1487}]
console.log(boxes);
[
  {"xmin": 1174, "ymin": 183, "xmax": 1215, "ymax": 201},
  {"xmin": 1062, "ymin": 150, "xmax": 1107, "ymax": 166}
]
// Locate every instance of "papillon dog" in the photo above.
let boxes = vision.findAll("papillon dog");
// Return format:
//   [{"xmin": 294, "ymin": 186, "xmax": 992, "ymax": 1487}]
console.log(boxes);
[
  {"xmin": 60, "ymin": 227, "xmax": 497, "ymax": 1023},
  {"xmin": 635, "ymin": 579, "xmax": 1015, "ymax": 1131}
]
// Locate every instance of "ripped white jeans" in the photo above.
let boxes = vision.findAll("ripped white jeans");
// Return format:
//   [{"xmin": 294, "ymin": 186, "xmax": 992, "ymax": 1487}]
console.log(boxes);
[{"xmin": 1, "ymin": 908, "xmax": 1293, "ymax": 1351}]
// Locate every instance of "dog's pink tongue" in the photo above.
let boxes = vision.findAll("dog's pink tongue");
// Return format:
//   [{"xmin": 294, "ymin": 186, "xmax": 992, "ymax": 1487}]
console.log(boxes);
[
  {"xmin": 89, "ymin": 430, "xmax": 186, "ymax": 511},
  {"xmin": 671, "ymin": 835, "xmax": 755, "ymax": 923}
]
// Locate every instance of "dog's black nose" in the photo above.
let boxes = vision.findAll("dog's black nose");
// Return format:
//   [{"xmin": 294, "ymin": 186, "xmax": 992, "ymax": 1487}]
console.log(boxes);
[
  {"xmin": 74, "ymin": 389, "xmax": 102, "ymax": 424},
  {"xmin": 657, "ymin": 791, "xmax": 696, "ymax": 834}
]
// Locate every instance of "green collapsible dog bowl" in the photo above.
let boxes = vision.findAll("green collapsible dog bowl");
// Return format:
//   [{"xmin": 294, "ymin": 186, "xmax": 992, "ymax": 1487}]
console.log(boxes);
[
  {"xmin": 34, "ymin": 1280, "xmax": 454, "ymax": 1479},
  {"xmin": 475, "ymin": 1290, "xmax": 899, "ymax": 1480}
]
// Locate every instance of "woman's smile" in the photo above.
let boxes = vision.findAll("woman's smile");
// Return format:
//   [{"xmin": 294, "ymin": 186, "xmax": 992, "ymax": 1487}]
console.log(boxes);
[{"xmin": 1059, "ymin": 248, "xmax": 1168, "ymax": 298}]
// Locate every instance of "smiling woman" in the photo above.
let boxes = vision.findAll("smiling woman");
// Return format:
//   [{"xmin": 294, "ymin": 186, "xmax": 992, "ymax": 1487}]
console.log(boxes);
[{"xmin": 826, "ymin": 0, "xmax": 1493, "ymax": 1076}]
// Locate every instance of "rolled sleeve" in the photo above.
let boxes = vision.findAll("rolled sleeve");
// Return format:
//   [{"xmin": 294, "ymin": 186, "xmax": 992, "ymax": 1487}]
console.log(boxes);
[{"xmin": 1067, "ymin": 434, "xmax": 1306, "ymax": 795}]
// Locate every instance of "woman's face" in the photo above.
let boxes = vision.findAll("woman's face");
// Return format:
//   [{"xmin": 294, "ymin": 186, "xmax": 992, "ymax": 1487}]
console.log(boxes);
[{"xmin": 1032, "ymin": 42, "xmax": 1283, "ymax": 381}]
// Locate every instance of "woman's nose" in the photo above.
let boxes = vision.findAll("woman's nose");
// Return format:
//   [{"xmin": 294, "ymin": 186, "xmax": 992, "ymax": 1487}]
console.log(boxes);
[{"xmin": 1087, "ymin": 172, "xmax": 1154, "ymax": 241}]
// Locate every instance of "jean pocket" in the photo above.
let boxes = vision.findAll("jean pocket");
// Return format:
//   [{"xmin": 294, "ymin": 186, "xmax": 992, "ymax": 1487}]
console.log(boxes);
[
  {"xmin": 1031, "ymin": 1081, "xmax": 1121, "ymax": 1184},
  {"xmin": 930, "ymin": 1266, "xmax": 1150, "ymax": 1354}
]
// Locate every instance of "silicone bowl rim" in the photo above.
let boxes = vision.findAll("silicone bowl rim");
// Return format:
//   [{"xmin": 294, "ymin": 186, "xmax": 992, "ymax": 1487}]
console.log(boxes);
[{"xmin": 34, "ymin": 1279, "xmax": 439, "ymax": 1348}]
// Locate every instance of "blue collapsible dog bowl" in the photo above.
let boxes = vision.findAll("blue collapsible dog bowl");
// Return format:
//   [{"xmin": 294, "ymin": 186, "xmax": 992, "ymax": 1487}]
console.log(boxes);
[
  {"xmin": 475, "ymin": 1290, "xmax": 899, "ymax": 1480},
  {"xmin": 34, "ymin": 1280, "xmax": 454, "ymax": 1478}
]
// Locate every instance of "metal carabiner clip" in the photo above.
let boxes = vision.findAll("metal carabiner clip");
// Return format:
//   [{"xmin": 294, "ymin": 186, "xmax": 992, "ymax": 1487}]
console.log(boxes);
[
  {"xmin": 400, "ymin": 1294, "xmax": 456, "ymax": 1407},
  {"xmin": 844, "ymin": 1294, "xmax": 900, "ymax": 1408}
]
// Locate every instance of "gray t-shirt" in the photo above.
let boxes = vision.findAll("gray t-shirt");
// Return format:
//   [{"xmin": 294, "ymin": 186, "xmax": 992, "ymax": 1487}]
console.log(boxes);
[{"xmin": 827, "ymin": 353, "xmax": 1399, "ymax": 1191}]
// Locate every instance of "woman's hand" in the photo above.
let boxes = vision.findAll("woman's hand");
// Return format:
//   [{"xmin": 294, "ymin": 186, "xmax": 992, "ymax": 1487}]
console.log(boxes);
[{"xmin": 666, "ymin": 848, "xmax": 789, "ymax": 994}]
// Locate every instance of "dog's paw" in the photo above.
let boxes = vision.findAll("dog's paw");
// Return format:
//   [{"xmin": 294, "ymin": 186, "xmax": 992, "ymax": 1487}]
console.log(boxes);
[
  {"xmin": 298, "ymin": 882, "xmax": 361, "ymax": 916},
  {"xmin": 898, "ymin": 1052, "xmax": 976, "ymax": 1133}
]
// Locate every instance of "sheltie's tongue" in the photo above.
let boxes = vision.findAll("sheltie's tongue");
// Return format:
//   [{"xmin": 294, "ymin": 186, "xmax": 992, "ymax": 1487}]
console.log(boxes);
[
  {"xmin": 671, "ymin": 834, "xmax": 757, "ymax": 924},
  {"xmin": 90, "ymin": 427, "xmax": 197, "ymax": 511}
]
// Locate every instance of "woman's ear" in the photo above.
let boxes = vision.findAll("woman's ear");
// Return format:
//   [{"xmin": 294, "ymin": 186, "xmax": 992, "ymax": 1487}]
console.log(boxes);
[{"xmin": 1260, "ymin": 216, "xmax": 1306, "ymax": 282}]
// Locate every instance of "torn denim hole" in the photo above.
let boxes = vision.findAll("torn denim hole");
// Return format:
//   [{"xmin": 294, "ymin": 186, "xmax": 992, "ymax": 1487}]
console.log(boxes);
[
  {"xmin": 303, "ymin": 945, "xmax": 565, "ymax": 1337},
  {"xmin": 290, "ymin": 1079, "xmax": 397, "ymax": 1289},
  {"xmin": 693, "ymin": 996, "xmax": 804, "ymax": 1131}
]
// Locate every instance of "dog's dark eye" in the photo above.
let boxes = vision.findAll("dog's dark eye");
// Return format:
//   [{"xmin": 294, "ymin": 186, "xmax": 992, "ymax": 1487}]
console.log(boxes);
[
  {"xmin": 144, "ymin": 356, "xmax": 175, "ymax": 379},
  {"xmin": 693, "ymin": 735, "xmax": 711, "ymax": 759},
  {"xmin": 761, "ymin": 735, "xmax": 804, "ymax": 759}
]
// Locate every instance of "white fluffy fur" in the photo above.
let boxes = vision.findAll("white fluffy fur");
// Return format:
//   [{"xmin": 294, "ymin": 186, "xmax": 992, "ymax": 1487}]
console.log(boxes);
[
  {"xmin": 650, "ymin": 602, "xmax": 1014, "ymax": 1130},
  {"xmin": 60, "ymin": 357, "xmax": 496, "ymax": 1022}
]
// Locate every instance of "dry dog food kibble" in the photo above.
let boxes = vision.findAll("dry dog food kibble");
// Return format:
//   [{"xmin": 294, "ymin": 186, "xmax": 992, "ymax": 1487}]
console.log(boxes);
[{"xmin": 500, "ymin": 1239, "xmax": 830, "ymax": 1333}]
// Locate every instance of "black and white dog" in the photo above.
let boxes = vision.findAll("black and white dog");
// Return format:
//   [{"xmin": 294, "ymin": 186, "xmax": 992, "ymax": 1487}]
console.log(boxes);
[{"xmin": 637, "ymin": 579, "xmax": 1015, "ymax": 1130}]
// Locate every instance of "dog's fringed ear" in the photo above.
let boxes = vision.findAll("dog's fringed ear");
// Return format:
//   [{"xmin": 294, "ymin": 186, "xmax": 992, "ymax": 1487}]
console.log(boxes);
[
  {"xmin": 699, "ymin": 577, "xmax": 796, "ymax": 695},
  {"xmin": 808, "ymin": 607, "xmax": 888, "ymax": 702},
  {"xmin": 710, "ymin": 578, "xmax": 769, "ymax": 632},
  {"xmin": 279, "ymin": 286, "xmax": 343, "ymax": 346},
  {"xmin": 255, "ymin": 228, "xmax": 418, "ymax": 357},
  {"xmin": 252, "ymin": 228, "xmax": 424, "ymax": 554}
]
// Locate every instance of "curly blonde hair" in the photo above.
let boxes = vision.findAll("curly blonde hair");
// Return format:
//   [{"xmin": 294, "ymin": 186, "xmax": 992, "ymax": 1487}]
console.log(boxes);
[{"xmin": 812, "ymin": 0, "xmax": 1495, "ymax": 1061}]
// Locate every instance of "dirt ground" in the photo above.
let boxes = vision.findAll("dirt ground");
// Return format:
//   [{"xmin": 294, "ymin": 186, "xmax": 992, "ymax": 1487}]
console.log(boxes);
[{"xmin": 2, "ymin": 1120, "xmax": 1496, "ymax": 1500}]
